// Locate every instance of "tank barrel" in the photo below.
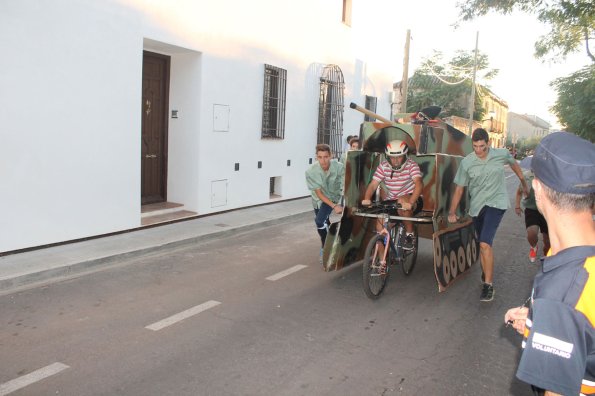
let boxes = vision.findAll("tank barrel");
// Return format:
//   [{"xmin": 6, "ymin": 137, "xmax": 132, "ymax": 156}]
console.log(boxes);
[{"xmin": 349, "ymin": 102, "xmax": 392, "ymax": 124}]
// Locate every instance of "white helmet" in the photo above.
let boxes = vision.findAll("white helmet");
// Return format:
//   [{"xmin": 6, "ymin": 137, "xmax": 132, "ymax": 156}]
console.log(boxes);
[{"xmin": 385, "ymin": 139, "xmax": 408, "ymax": 157}]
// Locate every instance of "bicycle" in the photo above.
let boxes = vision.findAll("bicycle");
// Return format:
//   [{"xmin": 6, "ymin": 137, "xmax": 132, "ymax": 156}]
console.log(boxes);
[{"xmin": 357, "ymin": 201, "xmax": 418, "ymax": 299}]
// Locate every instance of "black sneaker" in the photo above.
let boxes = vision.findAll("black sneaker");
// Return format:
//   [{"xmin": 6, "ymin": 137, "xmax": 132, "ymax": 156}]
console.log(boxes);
[
  {"xmin": 403, "ymin": 234, "xmax": 414, "ymax": 250},
  {"xmin": 480, "ymin": 283, "xmax": 494, "ymax": 302}
]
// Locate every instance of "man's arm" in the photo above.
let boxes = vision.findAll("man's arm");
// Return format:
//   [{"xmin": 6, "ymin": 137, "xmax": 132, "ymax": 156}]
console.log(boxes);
[
  {"xmin": 399, "ymin": 177, "xmax": 423, "ymax": 210},
  {"xmin": 504, "ymin": 307, "xmax": 563, "ymax": 395},
  {"xmin": 510, "ymin": 161, "xmax": 530, "ymax": 197},
  {"xmin": 361, "ymin": 179, "xmax": 380, "ymax": 206},
  {"xmin": 515, "ymin": 183, "xmax": 523, "ymax": 217},
  {"xmin": 515, "ymin": 301, "xmax": 588, "ymax": 395},
  {"xmin": 410, "ymin": 177, "xmax": 423, "ymax": 203},
  {"xmin": 314, "ymin": 188, "xmax": 342, "ymax": 213},
  {"xmin": 447, "ymin": 185, "xmax": 464, "ymax": 223}
]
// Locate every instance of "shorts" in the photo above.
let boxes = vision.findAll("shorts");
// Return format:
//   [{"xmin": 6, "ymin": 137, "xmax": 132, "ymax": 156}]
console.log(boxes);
[
  {"xmin": 524, "ymin": 208, "xmax": 548, "ymax": 234},
  {"xmin": 473, "ymin": 206, "xmax": 506, "ymax": 246}
]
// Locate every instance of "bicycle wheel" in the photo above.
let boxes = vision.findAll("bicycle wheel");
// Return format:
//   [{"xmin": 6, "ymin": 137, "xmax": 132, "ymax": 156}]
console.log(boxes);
[
  {"xmin": 362, "ymin": 234, "xmax": 390, "ymax": 299},
  {"xmin": 401, "ymin": 225, "xmax": 418, "ymax": 276}
]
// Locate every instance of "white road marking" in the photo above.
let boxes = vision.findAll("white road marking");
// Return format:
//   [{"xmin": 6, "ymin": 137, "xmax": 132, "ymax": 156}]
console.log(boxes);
[
  {"xmin": 0, "ymin": 362, "xmax": 69, "ymax": 396},
  {"xmin": 145, "ymin": 300, "xmax": 221, "ymax": 331},
  {"xmin": 266, "ymin": 265, "xmax": 308, "ymax": 281}
]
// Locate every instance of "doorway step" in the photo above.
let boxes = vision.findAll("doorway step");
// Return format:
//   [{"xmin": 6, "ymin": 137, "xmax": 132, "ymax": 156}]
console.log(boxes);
[{"xmin": 141, "ymin": 202, "xmax": 197, "ymax": 226}]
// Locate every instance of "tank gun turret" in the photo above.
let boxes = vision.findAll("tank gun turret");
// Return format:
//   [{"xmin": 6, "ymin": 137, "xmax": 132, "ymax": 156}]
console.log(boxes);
[{"xmin": 349, "ymin": 102, "xmax": 392, "ymax": 124}]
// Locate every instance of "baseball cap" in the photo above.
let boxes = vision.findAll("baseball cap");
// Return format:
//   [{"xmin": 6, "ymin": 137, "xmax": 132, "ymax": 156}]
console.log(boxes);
[{"xmin": 531, "ymin": 132, "xmax": 595, "ymax": 195}]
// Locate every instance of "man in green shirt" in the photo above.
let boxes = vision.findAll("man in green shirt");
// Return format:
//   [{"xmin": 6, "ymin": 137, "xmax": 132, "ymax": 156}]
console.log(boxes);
[
  {"xmin": 448, "ymin": 128, "xmax": 529, "ymax": 301},
  {"xmin": 305, "ymin": 144, "xmax": 345, "ymax": 262},
  {"xmin": 515, "ymin": 169, "xmax": 550, "ymax": 263}
]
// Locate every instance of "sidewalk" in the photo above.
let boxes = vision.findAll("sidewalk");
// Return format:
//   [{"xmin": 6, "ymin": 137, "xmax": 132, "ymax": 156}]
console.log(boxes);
[{"xmin": 0, "ymin": 198, "xmax": 312, "ymax": 294}]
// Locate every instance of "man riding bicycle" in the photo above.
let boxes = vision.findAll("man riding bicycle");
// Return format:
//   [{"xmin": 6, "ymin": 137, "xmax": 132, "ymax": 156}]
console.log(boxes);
[{"xmin": 361, "ymin": 139, "xmax": 423, "ymax": 250}]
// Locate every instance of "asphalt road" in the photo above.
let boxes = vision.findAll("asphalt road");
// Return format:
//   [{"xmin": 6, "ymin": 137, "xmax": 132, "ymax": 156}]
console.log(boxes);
[{"xmin": 0, "ymin": 168, "xmax": 540, "ymax": 395}]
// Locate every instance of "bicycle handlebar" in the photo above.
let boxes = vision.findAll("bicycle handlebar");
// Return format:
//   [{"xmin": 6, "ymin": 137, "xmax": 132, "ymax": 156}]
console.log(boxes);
[
  {"xmin": 360, "ymin": 201, "xmax": 402, "ymax": 212},
  {"xmin": 353, "ymin": 201, "xmax": 433, "ymax": 223}
]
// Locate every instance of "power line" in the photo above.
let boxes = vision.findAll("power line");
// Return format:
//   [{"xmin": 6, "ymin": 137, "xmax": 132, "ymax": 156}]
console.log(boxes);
[{"xmin": 425, "ymin": 66, "xmax": 470, "ymax": 85}]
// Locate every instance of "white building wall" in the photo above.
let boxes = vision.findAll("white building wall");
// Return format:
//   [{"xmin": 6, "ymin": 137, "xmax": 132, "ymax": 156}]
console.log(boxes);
[
  {"xmin": 1, "ymin": 0, "xmax": 401, "ymax": 252},
  {"xmin": 166, "ymin": 49, "xmax": 202, "ymax": 212},
  {"xmin": 1, "ymin": 0, "xmax": 143, "ymax": 251}
]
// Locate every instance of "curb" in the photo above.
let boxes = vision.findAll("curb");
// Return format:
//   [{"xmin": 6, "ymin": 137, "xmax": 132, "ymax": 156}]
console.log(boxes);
[{"xmin": 0, "ymin": 211, "xmax": 311, "ymax": 294}]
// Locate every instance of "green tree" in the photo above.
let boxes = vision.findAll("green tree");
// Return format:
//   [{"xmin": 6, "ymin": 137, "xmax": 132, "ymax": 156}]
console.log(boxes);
[
  {"xmin": 457, "ymin": 0, "xmax": 595, "ymax": 62},
  {"xmin": 458, "ymin": 1, "xmax": 595, "ymax": 139},
  {"xmin": 518, "ymin": 136, "xmax": 542, "ymax": 156},
  {"xmin": 405, "ymin": 50, "xmax": 498, "ymax": 121},
  {"xmin": 550, "ymin": 64, "xmax": 595, "ymax": 142}
]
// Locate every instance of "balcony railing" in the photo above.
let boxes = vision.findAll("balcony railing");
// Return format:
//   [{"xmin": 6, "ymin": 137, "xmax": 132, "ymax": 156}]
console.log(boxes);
[{"xmin": 483, "ymin": 119, "xmax": 504, "ymax": 134}]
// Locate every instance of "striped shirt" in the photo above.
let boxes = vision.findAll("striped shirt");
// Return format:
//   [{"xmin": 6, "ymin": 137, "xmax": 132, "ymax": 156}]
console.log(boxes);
[{"xmin": 372, "ymin": 158, "xmax": 421, "ymax": 200}]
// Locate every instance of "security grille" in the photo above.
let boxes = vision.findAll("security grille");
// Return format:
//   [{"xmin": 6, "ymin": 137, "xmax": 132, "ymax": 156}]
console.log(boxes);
[
  {"xmin": 317, "ymin": 65, "xmax": 345, "ymax": 157},
  {"xmin": 261, "ymin": 64, "xmax": 287, "ymax": 139}
]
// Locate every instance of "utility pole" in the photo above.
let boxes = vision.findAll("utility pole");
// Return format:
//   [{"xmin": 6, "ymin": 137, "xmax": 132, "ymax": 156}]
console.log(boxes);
[
  {"xmin": 467, "ymin": 31, "xmax": 479, "ymax": 135},
  {"xmin": 400, "ymin": 29, "xmax": 411, "ymax": 114}
]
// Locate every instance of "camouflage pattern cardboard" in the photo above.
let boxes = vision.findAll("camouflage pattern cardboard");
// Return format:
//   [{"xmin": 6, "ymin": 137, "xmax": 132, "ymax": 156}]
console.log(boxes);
[{"xmin": 323, "ymin": 110, "xmax": 479, "ymax": 291}]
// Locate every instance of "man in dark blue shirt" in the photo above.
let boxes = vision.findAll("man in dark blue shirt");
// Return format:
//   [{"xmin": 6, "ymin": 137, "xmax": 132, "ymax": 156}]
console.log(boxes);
[{"xmin": 505, "ymin": 132, "xmax": 595, "ymax": 395}]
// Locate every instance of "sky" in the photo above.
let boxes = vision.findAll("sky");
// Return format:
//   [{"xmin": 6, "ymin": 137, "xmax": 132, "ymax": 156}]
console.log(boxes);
[{"xmin": 359, "ymin": 1, "xmax": 591, "ymax": 129}]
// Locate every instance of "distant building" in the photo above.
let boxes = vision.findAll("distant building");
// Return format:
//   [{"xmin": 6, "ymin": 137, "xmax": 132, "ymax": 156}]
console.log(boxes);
[
  {"xmin": 480, "ymin": 88, "xmax": 508, "ymax": 149},
  {"xmin": 507, "ymin": 112, "xmax": 551, "ymax": 143}
]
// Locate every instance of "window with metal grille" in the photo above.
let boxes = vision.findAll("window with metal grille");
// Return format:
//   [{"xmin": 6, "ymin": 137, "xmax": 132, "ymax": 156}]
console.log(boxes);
[
  {"xmin": 364, "ymin": 95, "xmax": 378, "ymax": 121},
  {"xmin": 317, "ymin": 65, "xmax": 345, "ymax": 157},
  {"xmin": 261, "ymin": 64, "xmax": 287, "ymax": 139}
]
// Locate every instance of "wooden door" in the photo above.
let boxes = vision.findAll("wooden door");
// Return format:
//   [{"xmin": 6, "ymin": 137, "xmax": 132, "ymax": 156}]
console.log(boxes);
[{"xmin": 141, "ymin": 51, "xmax": 170, "ymax": 205}]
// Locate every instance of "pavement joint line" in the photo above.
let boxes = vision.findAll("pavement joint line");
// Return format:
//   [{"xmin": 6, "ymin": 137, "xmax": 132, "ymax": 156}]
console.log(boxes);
[
  {"xmin": 145, "ymin": 300, "xmax": 221, "ymax": 331},
  {"xmin": 266, "ymin": 265, "xmax": 308, "ymax": 281},
  {"xmin": 0, "ymin": 362, "xmax": 70, "ymax": 396}
]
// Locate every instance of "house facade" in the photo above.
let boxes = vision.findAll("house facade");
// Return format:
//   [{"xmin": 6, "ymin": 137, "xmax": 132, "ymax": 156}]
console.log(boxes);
[
  {"xmin": 507, "ymin": 112, "xmax": 552, "ymax": 142},
  {"xmin": 480, "ymin": 89, "xmax": 508, "ymax": 148},
  {"xmin": 0, "ymin": 0, "xmax": 399, "ymax": 253}
]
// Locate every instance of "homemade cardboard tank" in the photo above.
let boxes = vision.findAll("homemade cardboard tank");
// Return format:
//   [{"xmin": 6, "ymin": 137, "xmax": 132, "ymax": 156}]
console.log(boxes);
[{"xmin": 323, "ymin": 107, "xmax": 479, "ymax": 291}]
